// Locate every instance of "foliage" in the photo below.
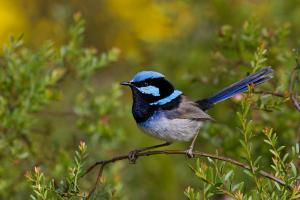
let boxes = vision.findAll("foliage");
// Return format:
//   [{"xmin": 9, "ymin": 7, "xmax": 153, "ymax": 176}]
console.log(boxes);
[
  {"xmin": 185, "ymin": 94, "xmax": 300, "ymax": 199},
  {"xmin": 0, "ymin": 14, "xmax": 123, "ymax": 199},
  {"xmin": 26, "ymin": 142, "xmax": 88, "ymax": 199},
  {"xmin": 184, "ymin": 19, "xmax": 300, "ymax": 200}
]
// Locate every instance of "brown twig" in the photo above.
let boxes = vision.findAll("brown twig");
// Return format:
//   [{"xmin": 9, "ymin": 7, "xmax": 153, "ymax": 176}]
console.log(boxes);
[
  {"xmin": 289, "ymin": 65, "xmax": 300, "ymax": 112},
  {"xmin": 87, "ymin": 164, "xmax": 105, "ymax": 199},
  {"xmin": 84, "ymin": 149, "xmax": 289, "ymax": 197},
  {"xmin": 253, "ymin": 90, "xmax": 286, "ymax": 98},
  {"xmin": 37, "ymin": 110, "xmax": 76, "ymax": 117}
]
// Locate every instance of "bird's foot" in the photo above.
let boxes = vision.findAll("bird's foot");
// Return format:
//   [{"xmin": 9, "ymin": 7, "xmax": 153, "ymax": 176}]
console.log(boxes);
[
  {"xmin": 128, "ymin": 150, "xmax": 140, "ymax": 164},
  {"xmin": 185, "ymin": 148, "xmax": 194, "ymax": 158}
]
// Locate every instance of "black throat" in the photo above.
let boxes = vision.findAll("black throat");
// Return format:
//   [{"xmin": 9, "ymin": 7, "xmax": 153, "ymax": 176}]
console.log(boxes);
[{"xmin": 131, "ymin": 88, "xmax": 154, "ymax": 123}]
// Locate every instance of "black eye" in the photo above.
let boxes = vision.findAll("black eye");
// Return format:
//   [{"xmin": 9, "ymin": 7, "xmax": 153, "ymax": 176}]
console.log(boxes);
[{"xmin": 132, "ymin": 81, "xmax": 148, "ymax": 87}]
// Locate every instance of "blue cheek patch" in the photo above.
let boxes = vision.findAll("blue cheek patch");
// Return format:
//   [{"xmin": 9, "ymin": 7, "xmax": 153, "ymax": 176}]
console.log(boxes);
[
  {"xmin": 138, "ymin": 86, "xmax": 160, "ymax": 96},
  {"xmin": 150, "ymin": 90, "xmax": 182, "ymax": 105}
]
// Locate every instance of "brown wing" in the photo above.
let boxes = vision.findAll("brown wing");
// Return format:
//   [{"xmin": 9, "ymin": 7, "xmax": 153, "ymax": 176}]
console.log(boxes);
[{"xmin": 164, "ymin": 96, "xmax": 213, "ymax": 121}]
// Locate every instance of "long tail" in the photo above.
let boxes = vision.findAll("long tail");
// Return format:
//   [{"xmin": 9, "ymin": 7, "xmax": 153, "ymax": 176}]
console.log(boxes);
[{"xmin": 197, "ymin": 67, "xmax": 273, "ymax": 110}]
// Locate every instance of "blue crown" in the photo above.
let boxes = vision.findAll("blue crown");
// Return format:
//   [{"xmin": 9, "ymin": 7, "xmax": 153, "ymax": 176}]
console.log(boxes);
[{"xmin": 132, "ymin": 71, "xmax": 164, "ymax": 82}]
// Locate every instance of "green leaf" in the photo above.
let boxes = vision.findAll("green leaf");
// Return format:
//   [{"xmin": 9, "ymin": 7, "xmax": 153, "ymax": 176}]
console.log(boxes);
[
  {"xmin": 224, "ymin": 170, "xmax": 233, "ymax": 181},
  {"xmin": 290, "ymin": 162, "xmax": 297, "ymax": 177}
]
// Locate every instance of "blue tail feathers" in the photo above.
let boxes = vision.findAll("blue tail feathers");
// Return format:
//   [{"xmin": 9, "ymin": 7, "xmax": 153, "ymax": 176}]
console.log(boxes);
[{"xmin": 197, "ymin": 67, "xmax": 273, "ymax": 110}]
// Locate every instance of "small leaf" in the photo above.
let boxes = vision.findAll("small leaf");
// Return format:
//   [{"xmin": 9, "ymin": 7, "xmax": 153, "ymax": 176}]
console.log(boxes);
[
  {"xmin": 254, "ymin": 156, "xmax": 262, "ymax": 166},
  {"xmin": 277, "ymin": 146, "xmax": 285, "ymax": 152},
  {"xmin": 224, "ymin": 170, "xmax": 233, "ymax": 181},
  {"xmin": 232, "ymin": 182, "xmax": 244, "ymax": 192},
  {"xmin": 290, "ymin": 162, "xmax": 297, "ymax": 177}
]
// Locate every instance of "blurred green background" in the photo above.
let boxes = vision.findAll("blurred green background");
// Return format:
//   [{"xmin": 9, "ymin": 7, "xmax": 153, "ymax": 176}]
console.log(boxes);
[{"xmin": 1, "ymin": 0, "xmax": 300, "ymax": 199}]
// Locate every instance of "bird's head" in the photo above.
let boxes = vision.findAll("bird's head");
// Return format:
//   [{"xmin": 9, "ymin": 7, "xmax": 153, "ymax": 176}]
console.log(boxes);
[{"xmin": 121, "ymin": 71, "xmax": 182, "ymax": 106}]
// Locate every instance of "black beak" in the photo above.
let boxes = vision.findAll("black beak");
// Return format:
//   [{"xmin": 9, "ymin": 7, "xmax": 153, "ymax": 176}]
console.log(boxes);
[{"xmin": 120, "ymin": 81, "xmax": 132, "ymax": 86}]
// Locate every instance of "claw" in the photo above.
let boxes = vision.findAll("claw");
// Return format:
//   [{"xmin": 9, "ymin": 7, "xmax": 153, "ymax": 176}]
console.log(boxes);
[
  {"xmin": 128, "ymin": 150, "xmax": 139, "ymax": 164},
  {"xmin": 185, "ymin": 148, "xmax": 194, "ymax": 158}
]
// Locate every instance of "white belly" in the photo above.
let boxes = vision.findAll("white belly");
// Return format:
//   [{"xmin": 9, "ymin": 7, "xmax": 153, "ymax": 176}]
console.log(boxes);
[{"xmin": 138, "ymin": 111, "xmax": 203, "ymax": 142}]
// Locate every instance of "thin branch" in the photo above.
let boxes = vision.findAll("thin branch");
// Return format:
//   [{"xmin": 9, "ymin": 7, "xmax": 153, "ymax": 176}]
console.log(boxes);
[
  {"xmin": 87, "ymin": 164, "xmax": 105, "ymax": 199},
  {"xmin": 289, "ymin": 66, "xmax": 300, "ymax": 112},
  {"xmin": 37, "ymin": 110, "xmax": 76, "ymax": 117},
  {"xmin": 253, "ymin": 90, "xmax": 287, "ymax": 98},
  {"xmin": 213, "ymin": 53, "xmax": 250, "ymax": 67},
  {"xmin": 84, "ymin": 149, "xmax": 289, "ymax": 197}
]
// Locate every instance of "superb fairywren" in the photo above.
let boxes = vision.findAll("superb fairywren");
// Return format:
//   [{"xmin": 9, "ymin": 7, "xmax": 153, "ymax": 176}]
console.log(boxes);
[{"xmin": 121, "ymin": 67, "xmax": 273, "ymax": 159}]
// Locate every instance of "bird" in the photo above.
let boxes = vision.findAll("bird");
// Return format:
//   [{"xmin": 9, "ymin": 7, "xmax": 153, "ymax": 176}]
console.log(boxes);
[{"xmin": 121, "ymin": 67, "xmax": 273, "ymax": 161}]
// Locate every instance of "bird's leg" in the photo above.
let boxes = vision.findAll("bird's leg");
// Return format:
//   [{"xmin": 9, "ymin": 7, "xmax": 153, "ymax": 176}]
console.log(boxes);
[
  {"xmin": 186, "ymin": 133, "xmax": 199, "ymax": 158},
  {"xmin": 128, "ymin": 142, "xmax": 171, "ymax": 163}
]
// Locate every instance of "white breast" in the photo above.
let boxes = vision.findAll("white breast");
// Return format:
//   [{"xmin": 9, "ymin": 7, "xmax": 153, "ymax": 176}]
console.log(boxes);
[{"xmin": 138, "ymin": 111, "xmax": 203, "ymax": 142}]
